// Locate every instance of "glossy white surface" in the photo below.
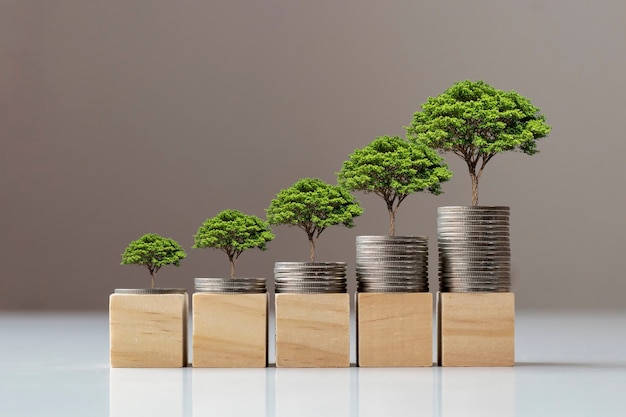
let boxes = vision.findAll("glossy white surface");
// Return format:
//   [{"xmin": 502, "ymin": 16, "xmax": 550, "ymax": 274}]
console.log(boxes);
[{"xmin": 1, "ymin": 310, "xmax": 625, "ymax": 416}]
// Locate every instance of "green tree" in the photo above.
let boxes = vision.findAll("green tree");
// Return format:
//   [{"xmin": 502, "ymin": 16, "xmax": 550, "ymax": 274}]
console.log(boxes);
[
  {"xmin": 121, "ymin": 233, "xmax": 187, "ymax": 289},
  {"xmin": 406, "ymin": 80, "xmax": 551, "ymax": 206},
  {"xmin": 193, "ymin": 209, "xmax": 275, "ymax": 278},
  {"xmin": 266, "ymin": 178, "xmax": 363, "ymax": 262},
  {"xmin": 338, "ymin": 135, "xmax": 452, "ymax": 235}
]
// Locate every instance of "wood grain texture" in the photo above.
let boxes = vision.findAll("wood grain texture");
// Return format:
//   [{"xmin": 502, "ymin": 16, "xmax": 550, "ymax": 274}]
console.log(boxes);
[
  {"xmin": 357, "ymin": 292, "xmax": 433, "ymax": 367},
  {"xmin": 109, "ymin": 293, "xmax": 188, "ymax": 368},
  {"xmin": 275, "ymin": 293, "xmax": 350, "ymax": 368},
  {"xmin": 192, "ymin": 293, "xmax": 267, "ymax": 368},
  {"xmin": 438, "ymin": 292, "xmax": 515, "ymax": 367}
]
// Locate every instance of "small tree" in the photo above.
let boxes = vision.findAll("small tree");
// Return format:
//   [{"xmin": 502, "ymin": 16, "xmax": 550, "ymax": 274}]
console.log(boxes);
[
  {"xmin": 193, "ymin": 209, "xmax": 275, "ymax": 278},
  {"xmin": 338, "ymin": 135, "xmax": 452, "ymax": 235},
  {"xmin": 266, "ymin": 177, "xmax": 363, "ymax": 262},
  {"xmin": 406, "ymin": 80, "xmax": 551, "ymax": 205},
  {"xmin": 121, "ymin": 233, "xmax": 187, "ymax": 289}
]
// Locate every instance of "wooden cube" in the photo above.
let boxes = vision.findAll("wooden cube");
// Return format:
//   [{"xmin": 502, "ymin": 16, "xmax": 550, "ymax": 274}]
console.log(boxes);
[
  {"xmin": 192, "ymin": 293, "xmax": 268, "ymax": 368},
  {"xmin": 357, "ymin": 292, "xmax": 433, "ymax": 367},
  {"xmin": 109, "ymin": 292, "xmax": 189, "ymax": 368},
  {"xmin": 438, "ymin": 292, "xmax": 515, "ymax": 367},
  {"xmin": 275, "ymin": 293, "xmax": 350, "ymax": 367}
]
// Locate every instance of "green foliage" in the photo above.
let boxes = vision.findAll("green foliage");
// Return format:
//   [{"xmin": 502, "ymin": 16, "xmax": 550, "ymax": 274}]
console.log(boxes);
[
  {"xmin": 193, "ymin": 209, "xmax": 275, "ymax": 278},
  {"xmin": 266, "ymin": 178, "xmax": 363, "ymax": 261},
  {"xmin": 337, "ymin": 135, "xmax": 452, "ymax": 235},
  {"xmin": 406, "ymin": 80, "xmax": 551, "ymax": 205},
  {"xmin": 121, "ymin": 233, "xmax": 187, "ymax": 288}
]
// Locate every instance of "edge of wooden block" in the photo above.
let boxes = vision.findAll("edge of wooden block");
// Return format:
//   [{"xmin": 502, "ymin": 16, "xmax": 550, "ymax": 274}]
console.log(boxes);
[
  {"xmin": 437, "ymin": 292, "xmax": 515, "ymax": 367},
  {"xmin": 191, "ymin": 292, "xmax": 268, "ymax": 368},
  {"xmin": 109, "ymin": 292, "xmax": 189, "ymax": 368},
  {"xmin": 275, "ymin": 293, "xmax": 350, "ymax": 368},
  {"xmin": 356, "ymin": 292, "xmax": 433, "ymax": 367}
]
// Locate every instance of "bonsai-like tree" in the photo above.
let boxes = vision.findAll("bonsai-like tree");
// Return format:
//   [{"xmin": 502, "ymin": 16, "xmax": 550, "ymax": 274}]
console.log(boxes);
[
  {"xmin": 121, "ymin": 233, "xmax": 187, "ymax": 289},
  {"xmin": 338, "ymin": 135, "xmax": 452, "ymax": 235},
  {"xmin": 193, "ymin": 209, "xmax": 275, "ymax": 278},
  {"xmin": 406, "ymin": 80, "xmax": 551, "ymax": 206},
  {"xmin": 266, "ymin": 177, "xmax": 363, "ymax": 262}
]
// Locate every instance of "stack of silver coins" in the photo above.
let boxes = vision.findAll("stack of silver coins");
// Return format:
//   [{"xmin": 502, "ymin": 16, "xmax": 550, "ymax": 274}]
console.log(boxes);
[
  {"xmin": 356, "ymin": 236, "xmax": 429, "ymax": 293},
  {"xmin": 438, "ymin": 206, "xmax": 511, "ymax": 292},
  {"xmin": 274, "ymin": 262, "xmax": 347, "ymax": 293},
  {"xmin": 194, "ymin": 277, "xmax": 266, "ymax": 294}
]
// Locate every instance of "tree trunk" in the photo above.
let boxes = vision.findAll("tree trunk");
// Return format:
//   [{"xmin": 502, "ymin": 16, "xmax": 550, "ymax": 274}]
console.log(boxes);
[
  {"xmin": 470, "ymin": 172, "xmax": 479, "ymax": 206},
  {"xmin": 229, "ymin": 256, "xmax": 236, "ymax": 279},
  {"xmin": 150, "ymin": 272, "xmax": 155, "ymax": 289},
  {"xmin": 309, "ymin": 238, "xmax": 316, "ymax": 262},
  {"xmin": 388, "ymin": 208, "xmax": 396, "ymax": 236}
]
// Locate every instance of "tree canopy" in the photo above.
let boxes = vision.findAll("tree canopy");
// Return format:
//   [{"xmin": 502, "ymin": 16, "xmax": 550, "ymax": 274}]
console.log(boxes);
[
  {"xmin": 121, "ymin": 233, "xmax": 187, "ymax": 288},
  {"xmin": 338, "ymin": 135, "xmax": 452, "ymax": 235},
  {"xmin": 193, "ymin": 209, "xmax": 275, "ymax": 278},
  {"xmin": 266, "ymin": 177, "xmax": 363, "ymax": 262},
  {"xmin": 406, "ymin": 80, "xmax": 551, "ymax": 205}
]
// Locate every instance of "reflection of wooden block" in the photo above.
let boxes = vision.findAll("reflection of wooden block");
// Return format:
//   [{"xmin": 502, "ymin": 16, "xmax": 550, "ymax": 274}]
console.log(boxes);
[
  {"xmin": 109, "ymin": 293, "xmax": 189, "ymax": 368},
  {"xmin": 275, "ymin": 293, "xmax": 350, "ymax": 368},
  {"xmin": 438, "ymin": 292, "xmax": 515, "ymax": 367},
  {"xmin": 357, "ymin": 292, "xmax": 432, "ymax": 367},
  {"xmin": 192, "ymin": 293, "xmax": 268, "ymax": 368}
]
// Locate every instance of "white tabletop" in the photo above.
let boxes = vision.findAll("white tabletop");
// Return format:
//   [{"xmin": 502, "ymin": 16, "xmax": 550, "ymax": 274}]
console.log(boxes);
[{"xmin": 1, "ymin": 310, "xmax": 625, "ymax": 417}]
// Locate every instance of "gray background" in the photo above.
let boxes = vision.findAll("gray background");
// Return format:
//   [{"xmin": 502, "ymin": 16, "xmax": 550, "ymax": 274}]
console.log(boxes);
[{"xmin": 2, "ymin": 0, "xmax": 624, "ymax": 310}]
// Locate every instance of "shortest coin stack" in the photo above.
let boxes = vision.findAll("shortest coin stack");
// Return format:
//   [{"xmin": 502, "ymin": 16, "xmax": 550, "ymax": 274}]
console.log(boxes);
[
  {"xmin": 356, "ymin": 236, "xmax": 429, "ymax": 293},
  {"xmin": 274, "ymin": 262, "xmax": 347, "ymax": 293},
  {"xmin": 194, "ymin": 277, "xmax": 267, "ymax": 294}
]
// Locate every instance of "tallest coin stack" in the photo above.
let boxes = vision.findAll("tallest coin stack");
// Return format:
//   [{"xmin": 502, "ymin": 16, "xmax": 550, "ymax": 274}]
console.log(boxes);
[{"xmin": 437, "ymin": 206, "xmax": 511, "ymax": 292}]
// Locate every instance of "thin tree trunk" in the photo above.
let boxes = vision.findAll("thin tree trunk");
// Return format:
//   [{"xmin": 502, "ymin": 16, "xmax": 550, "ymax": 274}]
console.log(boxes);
[
  {"xmin": 229, "ymin": 257, "xmax": 236, "ymax": 279},
  {"xmin": 150, "ymin": 272, "xmax": 155, "ymax": 289},
  {"xmin": 470, "ymin": 172, "xmax": 479, "ymax": 206},
  {"xmin": 309, "ymin": 238, "xmax": 316, "ymax": 262},
  {"xmin": 388, "ymin": 208, "xmax": 396, "ymax": 236}
]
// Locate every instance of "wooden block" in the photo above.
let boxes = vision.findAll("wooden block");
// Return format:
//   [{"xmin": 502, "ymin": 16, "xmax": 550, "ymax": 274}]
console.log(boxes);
[
  {"xmin": 438, "ymin": 292, "xmax": 515, "ymax": 367},
  {"xmin": 109, "ymin": 293, "xmax": 189, "ymax": 368},
  {"xmin": 192, "ymin": 293, "xmax": 268, "ymax": 368},
  {"xmin": 357, "ymin": 292, "xmax": 433, "ymax": 367},
  {"xmin": 275, "ymin": 293, "xmax": 350, "ymax": 368}
]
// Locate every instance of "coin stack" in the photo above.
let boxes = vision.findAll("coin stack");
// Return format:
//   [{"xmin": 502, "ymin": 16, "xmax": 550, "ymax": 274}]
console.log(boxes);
[
  {"xmin": 274, "ymin": 262, "xmax": 347, "ymax": 293},
  {"xmin": 438, "ymin": 206, "xmax": 511, "ymax": 292},
  {"xmin": 194, "ymin": 277, "xmax": 266, "ymax": 294},
  {"xmin": 356, "ymin": 236, "xmax": 429, "ymax": 293}
]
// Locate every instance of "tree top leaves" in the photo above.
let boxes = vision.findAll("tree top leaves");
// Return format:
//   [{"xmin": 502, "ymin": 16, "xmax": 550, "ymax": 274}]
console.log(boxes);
[
  {"xmin": 121, "ymin": 233, "xmax": 187, "ymax": 269},
  {"xmin": 266, "ymin": 177, "xmax": 363, "ymax": 235},
  {"xmin": 405, "ymin": 80, "xmax": 551, "ymax": 157},
  {"xmin": 193, "ymin": 209, "xmax": 275, "ymax": 254},
  {"xmin": 337, "ymin": 135, "xmax": 453, "ymax": 199}
]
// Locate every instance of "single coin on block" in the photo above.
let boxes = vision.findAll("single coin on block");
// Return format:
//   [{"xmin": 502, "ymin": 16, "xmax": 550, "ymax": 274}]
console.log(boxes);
[
  {"xmin": 437, "ymin": 292, "xmax": 515, "ymax": 367},
  {"xmin": 275, "ymin": 293, "xmax": 350, "ymax": 368},
  {"xmin": 192, "ymin": 292, "xmax": 268, "ymax": 367},
  {"xmin": 109, "ymin": 289, "xmax": 189, "ymax": 368},
  {"xmin": 357, "ymin": 292, "xmax": 433, "ymax": 367}
]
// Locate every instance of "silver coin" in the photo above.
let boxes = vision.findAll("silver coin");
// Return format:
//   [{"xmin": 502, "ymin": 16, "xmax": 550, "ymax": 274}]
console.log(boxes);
[
  {"xmin": 357, "ymin": 263, "xmax": 427, "ymax": 269},
  {"xmin": 438, "ymin": 226, "xmax": 510, "ymax": 232},
  {"xmin": 357, "ymin": 235, "xmax": 427, "ymax": 241},
  {"xmin": 274, "ymin": 261, "xmax": 346, "ymax": 267},
  {"xmin": 441, "ymin": 287, "xmax": 511, "ymax": 292},
  {"xmin": 439, "ymin": 260, "xmax": 510, "ymax": 266},
  {"xmin": 196, "ymin": 288, "xmax": 267, "ymax": 294},
  {"xmin": 357, "ymin": 248, "xmax": 428, "ymax": 254},
  {"xmin": 438, "ymin": 206, "xmax": 509, "ymax": 212},
  {"xmin": 114, "ymin": 288, "xmax": 187, "ymax": 294},
  {"xmin": 275, "ymin": 289, "xmax": 347, "ymax": 294}
]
